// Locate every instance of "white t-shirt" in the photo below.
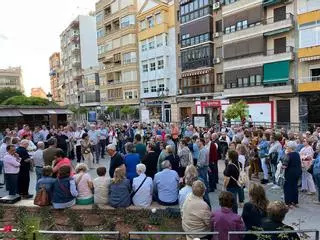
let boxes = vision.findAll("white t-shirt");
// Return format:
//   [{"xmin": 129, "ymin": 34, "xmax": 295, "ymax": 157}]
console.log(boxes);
[
  {"xmin": 238, "ymin": 154, "xmax": 246, "ymax": 170},
  {"xmin": 93, "ymin": 176, "xmax": 109, "ymax": 204},
  {"xmin": 74, "ymin": 173, "xmax": 93, "ymax": 199}
]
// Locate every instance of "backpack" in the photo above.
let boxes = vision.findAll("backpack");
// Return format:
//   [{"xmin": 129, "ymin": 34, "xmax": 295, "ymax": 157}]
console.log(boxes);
[{"xmin": 230, "ymin": 163, "xmax": 249, "ymax": 188}]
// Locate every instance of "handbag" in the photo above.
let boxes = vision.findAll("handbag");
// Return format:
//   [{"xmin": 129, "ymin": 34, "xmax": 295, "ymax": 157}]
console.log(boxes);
[
  {"xmin": 34, "ymin": 185, "xmax": 50, "ymax": 206},
  {"xmin": 131, "ymin": 176, "xmax": 148, "ymax": 200}
]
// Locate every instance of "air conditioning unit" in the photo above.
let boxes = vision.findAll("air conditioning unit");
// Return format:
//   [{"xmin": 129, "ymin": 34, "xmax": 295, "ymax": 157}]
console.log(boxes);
[
  {"xmin": 214, "ymin": 32, "xmax": 220, "ymax": 38},
  {"xmin": 213, "ymin": 2, "xmax": 221, "ymax": 10},
  {"xmin": 178, "ymin": 89, "xmax": 183, "ymax": 95},
  {"xmin": 215, "ymin": 58, "xmax": 221, "ymax": 64}
]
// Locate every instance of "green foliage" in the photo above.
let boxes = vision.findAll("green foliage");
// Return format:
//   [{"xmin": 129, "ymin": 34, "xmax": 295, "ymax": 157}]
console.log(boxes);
[
  {"xmin": 120, "ymin": 106, "xmax": 135, "ymax": 116},
  {"xmin": 0, "ymin": 88, "xmax": 23, "ymax": 103},
  {"xmin": 68, "ymin": 106, "xmax": 88, "ymax": 114},
  {"xmin": 14, "ymin": 207, "xmax": 41, "ymax": 240},
  {"xmin": 105, "ymin": 105, "xmax": 116, "ymax": 113},
  {"xmin": 224, "ymin": 100, "xmax": 249, "ymax": 120},
  {"xmin": 2, "ymin": 95, "xmax": 57, "ymax": 106}
]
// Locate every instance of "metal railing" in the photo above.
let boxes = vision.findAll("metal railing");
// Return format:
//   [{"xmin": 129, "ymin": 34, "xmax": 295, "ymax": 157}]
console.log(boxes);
[
  {"xmin": 128, "ymin": 231, "xmax": 219, "ymax": 239},
  {"xmin": 228, "ymin": 229, "xmax": 319, "ymax": 240}
]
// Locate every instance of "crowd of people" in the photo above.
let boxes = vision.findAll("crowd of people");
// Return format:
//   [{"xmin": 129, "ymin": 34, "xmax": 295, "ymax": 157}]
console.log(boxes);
[{"xmin": 1, "ymin": 121, "xmax": 320, "ymax": 239}]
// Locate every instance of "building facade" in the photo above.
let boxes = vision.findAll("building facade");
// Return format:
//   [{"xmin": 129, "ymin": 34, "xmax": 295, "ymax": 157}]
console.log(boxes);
[
  {"xmin": 220, "ymin": 0, "xmax": 298, "ymax": 124},
  {"xmin": 297, "ymin": 0, "xmax": 320, "ymax": 126},
  {"xmin": 31, "ymin": 87, "xmax": 47, "ymax": 98},
  {"xmin": 49, "ymin": 52, "xmax": 63, "ymax": 104},
  {"xmin": 137, "ymin": 0, "xmax": 178, "ymax": 123},
  {"xmin": 60, "ymin": 15, "xmax": 98, "ymax": 106},
  {"xmin": 0, "ymin": 67, "xmax": 24, "ymax": 93},
  {"xmin": 95, "ymin": 0, "xmax": 140, "ymax": 118},
  {"xmin": 80, "ymin": 67, "xmax": 101, "ymax": 108}
]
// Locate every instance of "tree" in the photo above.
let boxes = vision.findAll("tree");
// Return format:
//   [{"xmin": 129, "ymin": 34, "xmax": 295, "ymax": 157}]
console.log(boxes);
[
  {"xmin": 1, "ymin": 96, "xmax": 57, "ymax": 106},
  {"xmin": 0, "ymin": 88, "xmax": 23, "ymax": 103},
  {"xmin": 120, "ymin": 106, "xmax": 135, "ymax": 119},
  {"xmin": 105, "ymin": 106, "xmax": 116, "ymax": 114},
  {"xmin": 224, "ymin": 100, "xmax": 249, "ymax": 120}
]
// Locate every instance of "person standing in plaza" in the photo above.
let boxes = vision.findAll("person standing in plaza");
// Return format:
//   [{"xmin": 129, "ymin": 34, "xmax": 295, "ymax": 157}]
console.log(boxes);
[
  {"xmin": 74, "ymin": 126, "xmax": 85, "ymax": 163},
  {"xmin": 33, "ymin": 142, "xmax": 45, "ymax": 182},
  {"xmin": 88, "ymin": 124, "xmax": 100, "ymax": 164},
  {"xmin": 32, "ymin": 126, "xmax": 44, "ymax": 145},
  {"xmin": 43, "ymin": 138, "xmax": 62, "ymax": 166},
  {"xmin": 258, "ymin": 131, "xmax": 270, "ymax": 184},
  {"xmin": 0, "ymin": 136, "xmax": 11, "ymax": 187},
  {"xmin": 80, "ymin": 133, "xmax": 93, "ymax": 169},
  {"xmin": 197, "ymin": 138, "xmax": 209, "ymax": 189},
  {"xmin": 107, "ymin": 144, "xmax": 125, "ymax": 178},
  {"xmin": 3, "ymin": 144, "xmax": 21, "ymax": 196},
  {"xmin": 300, "ymin": 138, "xmax": 316, "ymax": 195},
  {"xmin": 99, "ymin": 124, "xmax": 108, "ymax": 159},
  {"xmin": 16, "ymin": 139, "xmax": 33, "ymax": 198},
  {"xmin": 142, "ymin": 143, "xmax": 158, "ymax": 179},
  {"xmin": 134, "ymin": 134, "xmax": 146, "ymax": 160}
]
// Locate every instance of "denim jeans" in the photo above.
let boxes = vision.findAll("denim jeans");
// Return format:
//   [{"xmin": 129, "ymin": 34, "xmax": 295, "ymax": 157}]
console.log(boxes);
[
  {"xmin": 198, "ymin": 166, "xmax": 209, "ymax": 190},
  {"xmin": 6, "ymin": 173, "xmax": 18, "ymax": 195},
  {"xmin": 227, "ymin": 186, "xmax": 242, "ymax": 214},
  {"xmin": 208, "ymin": 163, "xmax": 216, "ymax": 192},
  {"xmin": 313, "ymin": 173, "xmax": 320, "ymax": 202},
  {"xmin": 35, "ymin": 167, "xmax": 42, "ymax": 182},
  {"xmin": 92, "ymin": 144, "xmax": 100, "ymax": 164},
  {"xmin": 99, "ymin": 139, "xmax": 107, "ymax": 158}
]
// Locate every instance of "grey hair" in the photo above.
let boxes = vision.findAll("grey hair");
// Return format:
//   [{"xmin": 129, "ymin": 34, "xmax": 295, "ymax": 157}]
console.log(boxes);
[
  {"xmin": 287, "ymin": 141, "xmax": 297, "ymax": 151},
  {"xmin": 75, "ymin": 163, "xmax": 89, "ymax": 173},
  {"xmin": 20, "ymin": 139, "xmax": 29, "ymax": 145},
  {"xmin": 161, "ymin": 160, "xmax": 171, "ymax": 169},
  {"xmin": 203, "ymin": 133, "xmax": 210, "ymax": 139},
  {"xmin": 136, "ymin": 163, "xmax": 146, "ymax": 174},
  {"xmin": 125, "ymin": 142, "xmax": 134, "ymax": 153},
  {"xmin": 37, "ymin": 141, "xmax": 45, "ymax": 149},
  {"xmin": 165, "ymin": 145, "xmax": 174, "ymax": 154},
  {"xmin": 106, "ymin": 144, "xmax": 116, "ymax": 151}
]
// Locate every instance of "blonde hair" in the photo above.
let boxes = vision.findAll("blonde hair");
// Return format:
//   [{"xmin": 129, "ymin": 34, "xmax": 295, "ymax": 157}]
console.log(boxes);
[
  {"xmin": 112, "ymin": 167, "xmax": 126, "ymax": 184},
  {"xmin": 249, "ymin": 183, "xmax": 269, "ymax": 212},
  {"xmin": 192, "ymin": 180, "xmax": 206, "ymax": 197},
  {"xmin": 184, "ymin": 165, "xmax": 198, "ymax": 186},
  {"xmin": 75, "ymin": 163, "xmax": 88, "ymax": 173}
]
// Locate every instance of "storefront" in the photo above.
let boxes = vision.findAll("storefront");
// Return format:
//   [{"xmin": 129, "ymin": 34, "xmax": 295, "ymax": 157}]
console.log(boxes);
[{"xmin": 195, "ymin": 100, "xmax": 224, "ymax": 124}]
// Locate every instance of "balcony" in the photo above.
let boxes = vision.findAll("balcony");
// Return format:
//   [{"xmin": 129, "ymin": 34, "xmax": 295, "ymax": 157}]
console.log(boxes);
[
  {"xmin": 224, "ymin": 46, "xmax": 294, "ymax": 71},
  {"xmin": 71, "ymin": 46, "xmax": 80, "ymax": 54},
  {"xmin": 262, "ymin": 0, "xmax": 291, "ymax": 7},
  {"xmin": 223, "ymin": 80, "xmax": 293, "ymax": 97},
  {"xmin": 102, "ymin": 5, "xmax": 136, "ymax": 25},
  {"xmin": 298, "ymin": 76, "xmax": 320, "ymax": 93},
  {"xmin": 223, "ymin": 13, "xmax": 294, "ymax": 44},
  {"xmin": 222, "ymin": 0, "xmax": 261, "ymax": 16},
  {"xmin": 72, "ymin": 59, "xmax": 81, "ymax": 67},
  {"xmin": 72, "ymin": 71, "xmax": 82, "ymax": 81},
  {"xmin": 70, "ymin": 36, "xmax": 80, "ymax": 43},
  {"xmin": 180, "ymin": 84, "xmax": 215, "ymax": 95},
  {"xmin": 182, "ymin": 57, "xmax": 213, "ymax": 71}
]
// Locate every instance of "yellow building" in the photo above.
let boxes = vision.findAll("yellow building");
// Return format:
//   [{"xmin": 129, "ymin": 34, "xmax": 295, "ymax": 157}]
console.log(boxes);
[
  {"xmin": 297, "ymin": 0, "xmax": 320, "ymax": 124},
  {"xmin": 137, "ymin": 0, "xmax": 179, "ymax": 123},
  {"xmin": 31, "ymin": 87, "xmax": 47, "ymax": 99}
]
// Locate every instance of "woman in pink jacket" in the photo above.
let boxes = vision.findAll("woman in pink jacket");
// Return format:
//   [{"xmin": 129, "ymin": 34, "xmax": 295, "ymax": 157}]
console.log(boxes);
[
  {"xmin": 52, "ymin": 150, "xmax": 75, "ymax": 177},
  {"xmin": 211, "ymin": 191, "xmax": 245, "ymax": 240}
]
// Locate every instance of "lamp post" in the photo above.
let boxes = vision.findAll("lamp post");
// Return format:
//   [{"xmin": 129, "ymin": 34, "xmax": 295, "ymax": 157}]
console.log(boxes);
[
  {"xmin": 46, "ymin": 92, "xmax": 53, "ymax": 102},
  {"xmin": 157, "ymin": 87, "xmax": 169, "ymax": 123}
]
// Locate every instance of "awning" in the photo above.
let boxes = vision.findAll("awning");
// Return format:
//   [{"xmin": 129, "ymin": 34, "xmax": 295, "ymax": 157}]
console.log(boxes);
[
  {"xmin": 300, "ymin": 55, "xmax": 320, "ymax": 62},
  {"xmin": 263, "ymin": 60, "xmax": 290, "ymax": 84},
  {"xmin": 263, "ymin": 27, "xmax": 292, "ymax": 36},
  {"xmin": 18, "ymin": 109, "xmax": 73, "ymax": 115},
  {"xmin": 181, "ymin": 67, "xmax": 213, "ymax": 77},
  {"xmin": 49, "ymin": 109, "xmax": 73, "ymax": 114},
  {"xmin": 0, "ymin": 109, "xmax": 23, "ymax": 117},
  {"xmin": 262, "ymin": 0, "xmax": 281, "ymax": 7}
]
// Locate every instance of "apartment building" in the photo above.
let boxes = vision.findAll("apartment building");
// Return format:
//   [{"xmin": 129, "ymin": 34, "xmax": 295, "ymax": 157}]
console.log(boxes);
[
  {"xmin": 60, "ymin": 15, "xmax": 98, "ymax": 106},
  {"xmin": 49, "ymin": 52, "xmax": 63, "ymax": 104},
  {"xmin": 178, "ymin": 0, "xmax": 221, "ymax": 123},
  {"xmin": 31, "ymin": 87, "xmax": 47, "ymax": 98},
  {"xmin": 0, "ymin": 67, "xmax": 24, "ymax": 92},
  {"xmin": 96, "ymin": 0, "xmax": 140, "ymax": 118},
  {"xmin": 297, "ymin": 0, "xmax": 320, "ymax": 126},
  {"xmin": 137, "ymin": 0, "xmax": 178, "ymax": 123},
  {"xmin": 220, "ymin": 0, "xmax": 298, "ymax": 124},
  {"xmin": 80, "ymin": 67, "xmax": 101, "ymax": 108}
]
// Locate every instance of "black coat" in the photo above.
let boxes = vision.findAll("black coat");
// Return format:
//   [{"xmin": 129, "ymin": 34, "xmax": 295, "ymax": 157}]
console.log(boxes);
[
  {"xmin": 142, "ymin": 151, "xmax": 158, "ymax": 179},
  {"xmin": 261, "ymin": 218, "xmax": 300, "ymax": 240}
]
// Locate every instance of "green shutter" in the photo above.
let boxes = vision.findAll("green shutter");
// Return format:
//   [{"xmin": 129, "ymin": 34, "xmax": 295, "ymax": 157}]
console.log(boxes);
[
  {"xmin": 262, "ymin": 0, "xmax": 281, "ymax": 7},
  {"xmin": 263, "ymin": 60, "xmax": 290, "ymax": 84}
]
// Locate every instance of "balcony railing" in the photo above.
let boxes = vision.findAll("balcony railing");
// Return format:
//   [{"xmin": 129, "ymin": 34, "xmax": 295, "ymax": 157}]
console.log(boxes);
[
  {"xmin": 182, "ymin": 58, "xmax": 213, "ymax": 71},
  {"xmin": 300, "ymin": 76, "xmax": 320, "ymax": 82},
  {"xmin": 181, "ymin": 84, "xmax": 214, "ymax": 95},
  {"xmin": 223, "ymin": 13, "xmax": 293, "ymax": 43}
]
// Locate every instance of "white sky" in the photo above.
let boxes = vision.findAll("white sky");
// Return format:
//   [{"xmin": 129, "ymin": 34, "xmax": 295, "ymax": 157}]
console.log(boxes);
[{"xmin": 0, "ymin": 0, "xmax": 97, "ymax": 95}]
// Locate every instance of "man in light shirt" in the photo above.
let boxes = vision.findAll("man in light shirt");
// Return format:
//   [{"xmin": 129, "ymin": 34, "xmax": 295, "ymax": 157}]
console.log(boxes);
[
  {"xmin": 197, "ymin": 138, "xmax": 209, "ymax": 190},
  {"xmin": 33, "ymin": 142, "xmax": 45, "ymax": 182},
  {"xmin": 132, "ymin": 164, "xmax": 153, "ymax": 207},
  {"xmin": 88, "ymin": 125, "xmax": 101, "ymax": 164}
]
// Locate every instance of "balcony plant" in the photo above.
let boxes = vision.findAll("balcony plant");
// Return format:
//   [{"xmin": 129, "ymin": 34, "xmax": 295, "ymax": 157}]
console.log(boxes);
[{"xmin": 224, "ymin": 100, "xmax": 249, "ymax": 122}]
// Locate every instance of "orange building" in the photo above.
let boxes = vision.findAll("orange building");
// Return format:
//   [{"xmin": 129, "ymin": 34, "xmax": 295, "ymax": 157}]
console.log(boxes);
[{"xmin": 31, "ymin": 87, "xmax": 47, "ymax": 98}]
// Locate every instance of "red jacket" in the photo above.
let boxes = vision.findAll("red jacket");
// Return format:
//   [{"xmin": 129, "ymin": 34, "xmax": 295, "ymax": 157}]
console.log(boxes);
[{"xmin": 209, "ymin": 142, "xmax": 218, "ymax": 164}]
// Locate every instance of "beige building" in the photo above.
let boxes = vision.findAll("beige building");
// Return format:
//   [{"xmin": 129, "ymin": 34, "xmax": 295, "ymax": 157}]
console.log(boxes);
[
  {"xmin": 95, "ymin": 0, "xmax": 140, "ymax": 118},
  {"xmin": 0, "ymin": 67, "xmax": 24, "ymax": 92},
  {"xmin": 49, "ymin": 52, "xmax": 63, "ymax": 104},
  {"xmin": 31, "ymin": 87, "xmax": 47, "ymax": 98}
]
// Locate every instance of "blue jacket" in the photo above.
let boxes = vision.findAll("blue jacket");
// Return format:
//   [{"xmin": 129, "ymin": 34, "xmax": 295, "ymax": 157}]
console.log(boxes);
[
  {"xmin": 314, "ymin": 155, "xmax": 320, "ymax": 175},
  {"xmin": 36, "ymin": 176, "xmax": 55, "ymax": 200},
  {"xmin": 52, "ymin": 177, "xmax": 74, "ymax": 204},
  {"xmin": 258, "ymin": 139, "xmax": 269, "ymax": 158},
  {"xmin": 108, "ymin": 179, "xmax": 131, "ymax": 208},
  {"xmin": 124, "ymin": 153, "xmax": 140, "ymax": 181}
]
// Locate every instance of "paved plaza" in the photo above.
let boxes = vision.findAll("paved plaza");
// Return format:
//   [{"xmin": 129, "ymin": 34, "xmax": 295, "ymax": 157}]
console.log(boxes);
[{"xmin": 0, "ymin": 158, "xmax": 319, "ymax": 232}]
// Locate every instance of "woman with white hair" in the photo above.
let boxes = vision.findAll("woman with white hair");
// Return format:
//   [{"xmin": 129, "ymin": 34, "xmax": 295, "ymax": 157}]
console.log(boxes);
[
  {"xmin": 282, "ymin": 141, "xmax": 302, "ymax": 208},
  {"xmin": 299, "ymin": 138, "xmax": 316, "ymax": 195},
  {"xmin": 132, "ymin": 163, "xmax": 153, "ymax": 207},
  {"xmin": 74, "ymin": 163, "xmax": 94, "ymax": 205}
]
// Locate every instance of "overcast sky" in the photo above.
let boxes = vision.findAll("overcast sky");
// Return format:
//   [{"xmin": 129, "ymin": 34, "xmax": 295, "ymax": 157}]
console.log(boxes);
[{"xmin": 0, "ymin": 0, "xmax": 97, "ymax": 95}]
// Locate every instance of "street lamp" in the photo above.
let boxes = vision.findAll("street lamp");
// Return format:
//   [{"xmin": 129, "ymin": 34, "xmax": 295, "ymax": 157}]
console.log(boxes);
[
  {"xmin": 157, "ymin": 87, "xmax": 169, "ymax": 123},
  {"xmin": 46, "ymin": 92, "xmax": 53, "ymax": 102}
]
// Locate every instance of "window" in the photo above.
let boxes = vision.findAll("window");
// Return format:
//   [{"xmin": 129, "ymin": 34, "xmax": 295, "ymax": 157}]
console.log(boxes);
[
  {"xmin": 158, "ymin": 83, "xmax": 165, "ymax": 92},
  {"xmin": 156, "ymin": 34, "xmax": 163, "ymax": 47},
  {"xmin": 125, "ymin": 91, "xmax": 133, "ymax": 99},
  {"xmin": 274, "ymin": 6, "xmax": 286, "ymax": 22},
  {"xmin": 142, "ymin": 62, "xmax": 148, "ymax": 72},
  {"xmin": 230, "ymin": 25, "xmax": 236, "ymax": 32},
  {"xmin": 98, "ymin": 45, "xmax": 105, "ymax": 54},
  {"xmin": 123, "ymin": 52, "xmax": 136, "ymax": 64},
  {"xmin": 249, "ymin": 75, "xmax": 255, "ymax": 86},
  {"xmin": 147, "ymin": 16, "xmax": 154, "ymax": 27},
  {"xmin": 150, "ymin": 61, "xmax": 156, "ymax": 71},
  {"xmin": 155, "ymin": 13, "xmax": 162, "ymax": 24},
  {"xmin": 216, "ymin": 73, "xmax": 223, "ymax": 85},
  {"xmin": 243, "ymin": 77, "xmax": 248, "ymax": 87},
  {"xmin": 242, "ymin": 20, "xmax": 248, "ymax": 29},
  {"xmin": 151, "ymin": 85, "xmax": 157, "ymax": 92},
  {"xmin": 299, "ymin": 22, "xmax": 320, "ymax": 48},
  {"xmin": 97, "ymin": 28, "xmax": 104, "ymax": 38},
  {"xmin": 149, "ymin": 38, "xmax": 155, "ymax": 49},
  {"xmin": 237, "ymin": 78, "xmax": 243, "ymax": 87},
  {"xmin": 140, "ymin": 20, "xmax": 146, "ymax": 30},
  {"xmin": 311, "ymin": 68, "xmax": 320, "ymax": 81},
  {"xmin": 274, "ymin": 37, "xmax": 286, "ymax": 54},
  {"xmin": 144, "ymin": 87, "xmax": 149, "ymax": 93},
  {"xmin": 237, "ymin": 21, "xmax": 242, "ymax": 30},
  {"xmin": 157, "ymin": 57, "xmax": 164, "ymax": 69},
  {"xmin": 105, "ymin": 42, "xmax": 112, "ymax": 52},
  {"xmin": 112, "ymin": 38, "xmax": 121, "ymax": 49},
  {"xmin": 141, "ymin": 40, "xmax": 148, "ymax": 51},
  {"xmin": 256, "ymin": 75, "xmax": 262, "ymax": 85},
  {"xmin": 225, "ymin": 27, "xmax": 230, "ymax": 34},
  {"xmin": 120, "ymin": 15, "xmax": 135, "ymax": 28},
  {"xmin": 96, "ymin": 13, "xmax": 103, "ymax": 24}
]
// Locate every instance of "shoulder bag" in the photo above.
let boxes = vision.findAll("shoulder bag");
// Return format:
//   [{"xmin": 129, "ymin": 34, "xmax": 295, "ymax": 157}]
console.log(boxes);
[
  {"xmin": 131, "ymin": 176, "xmax": 148, "ymax": 200},
  {"xmin": 34, "ymin": 185, "xmax": 50, "ymax": 206}
]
